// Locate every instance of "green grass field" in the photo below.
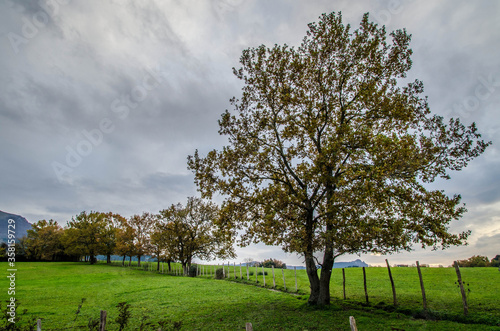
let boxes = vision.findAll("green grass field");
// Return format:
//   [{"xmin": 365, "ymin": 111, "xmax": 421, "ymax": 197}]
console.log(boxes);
[{"xmin": 0, "ymin": 262, "xmax": 499, "ymax": 330}]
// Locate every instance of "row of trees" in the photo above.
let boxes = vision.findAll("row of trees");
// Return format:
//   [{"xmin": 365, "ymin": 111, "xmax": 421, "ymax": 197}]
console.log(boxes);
[
  {"xmin": 457, "ymin": 255, "xmax": 500, "ymax": 268},
  {"xmin": 9, "ymin": 197, "xmax": 235, "ymax": 271}
]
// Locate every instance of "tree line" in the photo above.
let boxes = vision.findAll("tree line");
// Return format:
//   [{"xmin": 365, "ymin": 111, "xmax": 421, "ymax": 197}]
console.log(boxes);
[
  {"xmin": 457, "ymin": 255, "xmax": 500, "ymax": 268},
  {"xmin": 2, "ymin": 197, "xmax": 235, "ymax": 272}
]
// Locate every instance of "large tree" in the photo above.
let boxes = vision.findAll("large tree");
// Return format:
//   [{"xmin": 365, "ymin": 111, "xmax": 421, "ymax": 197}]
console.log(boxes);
[
  {"xmin": 188, "ymin": 12, "xmax": 490, "ymax": 305},
  {"xmin": 158, "ymin": 197, "xmax": 235, "ymax": 274}
]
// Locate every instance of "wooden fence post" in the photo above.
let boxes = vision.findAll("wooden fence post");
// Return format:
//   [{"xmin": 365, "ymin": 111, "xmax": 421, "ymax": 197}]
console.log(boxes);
[
  {"xmin": 234, "ymin": 262, "xmax": 236, "ymax": 279},
  {"xmin": 255, "ymin": 265, "xmax": 258, "ymax": 283},
  {"xmin": 454, "ymin": 261, "xmax": 469, "ymax": 315},
  {"xmin": 416, "ymin": 261, "xmax": 427, "ymax": 311},
  {"xmin": 272, "ymin": 266, "xmax": 276, "ymax": 288},
  {"xmin": 240, "ymin": 263, "xmax": 242, "ymax": 279},
  {"xmin": 37, "ymin": 319, "xmax": 42, "ymax": 331},
  {"xmin": 363, "ymin": 267, "xmax": 369, "ymax": 304},
  {"xmin": 294, "ymin": 267, "xmax": 298, "ymax": 292},
  {"xmin": 282, "ymin": 268, "xmax": 286, "ymax": 291},
  {"xmin": 386, "ymin": 259, "xmax": 397, "ymax": 307},
  {"xmin": 245, "ymin": 322, "xmax": 253, "ymax": 331},
  {"xmin": 100, "ymin": 310, "xmax": 107, "ymax": 331},
  {"xmin": 263, "ymin": 266, "xmax": 266, "ymax": 286},
  {"xmin": 349, "ymin": 316, "xmax": 357, "ymax": 331},
  {"xmin": 246, "ymin": 264, "xmax": 249, "ymax": 281},
  {"xmin": 342, "ymin": 268, "xmax": 346, "ymax": 299}
]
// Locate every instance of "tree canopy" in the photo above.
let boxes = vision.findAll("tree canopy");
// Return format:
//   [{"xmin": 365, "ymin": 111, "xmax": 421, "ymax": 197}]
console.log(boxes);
[
  {"xmin": 188, "ymin": 12, "xmax": 490, "ymax": 305},
  {"xmin": 158, "ymin": 197, "xmax": 235, "ymax": 272}
]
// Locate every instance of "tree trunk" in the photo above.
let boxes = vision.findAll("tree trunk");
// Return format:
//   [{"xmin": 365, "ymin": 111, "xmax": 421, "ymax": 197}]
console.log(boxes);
[
  {"xmin": 122, "ymin": 255, "xmax": 126, "ymax": 266},
  {"xmin": 137, "ymin": 255, "xmax": 141, "ymax": 267},
  {"xmin": 168, "ymin": 260, "xmax": 172, "ymax": 271},
  {"xmin": 304, "ymin": 251, "xmax": 320, "ymax": 305},
  {"xmin": 128, "ymin": 256, "xmax": 132, "ymax": 266},
  {"xmin": 107, "ymin": 254, "xmax": 111, "ymax": 264},
  {"xmin": 318, "ymin": 243, "xmax": 334, "ymax": 305},
  {"xmin": 157, "ymin": 259, "xmax": 160, "ymax": 271}
]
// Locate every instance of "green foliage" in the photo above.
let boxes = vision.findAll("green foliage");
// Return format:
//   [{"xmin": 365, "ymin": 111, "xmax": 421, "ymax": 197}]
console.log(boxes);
[
  {"xmin": 457, "ymin": 255, "xmax": 491, "ymax": 267},
  {"xmin": 490, "ymin": 255, "xmax": 500, "ymax": 268},
  {"xmin": 25, "ymin": 220, "xmax": 65, "ymax": 261},
  {"xmin": 262, "ymin": 258, "xmax": 286, "ymax": 269},
  {"xmin": 87, "ymin": 317, "xmax": 99, "ymax": 331},
  {"xmin": 115, "ymin": 302, "xmax": 131, "ymax": 331},
  {"xmin": 189, "ymin": 264, "xmax": 198, "ymax": 277},
  {"xmin": 0, "ymin": 300, "xmax": 37, "ymax": 331},
  {"xmin": 215, "ymin": 267, "xmax": 224, "ymax": 279}
]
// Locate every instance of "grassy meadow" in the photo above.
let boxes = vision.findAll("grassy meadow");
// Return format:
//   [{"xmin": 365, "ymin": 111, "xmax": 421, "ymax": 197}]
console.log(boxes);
[{"xmin": 0, "ymin": 262, "xmax": 499, "ymax": 330}]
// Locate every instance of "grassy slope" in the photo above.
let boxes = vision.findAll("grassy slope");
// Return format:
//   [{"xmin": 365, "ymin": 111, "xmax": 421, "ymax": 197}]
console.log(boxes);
[{"xmin": 0, "ymin": 262, "xmax": 499, "ymax": 330}]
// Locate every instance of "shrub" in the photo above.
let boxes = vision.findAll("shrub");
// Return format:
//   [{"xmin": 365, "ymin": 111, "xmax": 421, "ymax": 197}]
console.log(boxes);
[
  {"xmin": 262, "ymin": 258, "xmax": 287, "ymax": 269},
  {"xmin": 115, "ymin": 302, "xmax": 131, "ymax": 331},
  {"xmin": 258, "ymin": 271, "xmax": 268, "ymax": 276},
  {"xmin": 188, "ymin": 264, "xmax": 198, "ymax": 277},
  {"xmin": 215, "ymin": 268, "xmax": 224, "ymax": 279}
]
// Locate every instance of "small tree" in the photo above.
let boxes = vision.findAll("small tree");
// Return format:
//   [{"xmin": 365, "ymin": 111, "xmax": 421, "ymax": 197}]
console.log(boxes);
[
  {"xmin": 64, "ymin": 211, "xmax": 106, "ymax": 264},
  {"xmin": 188, "ymin": 12, "xmax": 490, "ymax": 305},
  {"xmin": 129, "ymin": 212, "xmax": 155, "ymax": 267},
  {"xmin": 114, "ymin": 215, "xmax": 137, "ymax": 266},
  {"xmin": 158, "ymin": 197, "xmax": 235, "ymax": 272},
  {"xmin": 25, "ymin": 220, "xmax": 64, "ymax": 261}
]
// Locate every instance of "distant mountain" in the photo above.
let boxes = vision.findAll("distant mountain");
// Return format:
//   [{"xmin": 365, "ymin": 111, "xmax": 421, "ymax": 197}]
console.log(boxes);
[{"xmin": 0, "ymin": 210, "xmax": 32, "ymax": 243}]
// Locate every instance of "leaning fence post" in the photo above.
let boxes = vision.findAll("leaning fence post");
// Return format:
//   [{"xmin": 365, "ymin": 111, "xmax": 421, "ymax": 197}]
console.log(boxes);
[
  {"xmin": 454, "ymin": 261, "xmax": 469, "ymax": 315},
  {"xmin": 416, "ymin": 261, "xmax": 427, "ymax": 311},
  {"xmin": 349, "ymin": 316, "xmax": 358, "ymax": 331},
  {"xmin": 386, "ymin": 259, "xmax": 397, "ymax": 306},
  {"xmin": 272, "ymin": 266, "xmax": 276, "ymax": 288},
  {"xmin": 37, "ymin": 319, "xmax": 42, "ymax": 331},
  {"xmin": 100, "ymin": 310, "xmax": 107, "ymax": 331}
]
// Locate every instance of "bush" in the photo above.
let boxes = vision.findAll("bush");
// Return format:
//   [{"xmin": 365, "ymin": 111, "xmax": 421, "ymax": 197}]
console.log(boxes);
[
  {"xmin": 258, "ymin": 271, "xmax": 268, "ymax": 276},
  {"xmin": 188, "ymin": 264, "xmax": 198, "ymax": 277},
  {"xmin": 215, "ymin": 268, "xmax": 224, "ymax": 279}
]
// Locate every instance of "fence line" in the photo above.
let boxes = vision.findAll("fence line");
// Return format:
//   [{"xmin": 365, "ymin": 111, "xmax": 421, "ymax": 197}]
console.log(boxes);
[{"xmin": 104, "ymin": 258, "xmax": 476, "ymax": 316}]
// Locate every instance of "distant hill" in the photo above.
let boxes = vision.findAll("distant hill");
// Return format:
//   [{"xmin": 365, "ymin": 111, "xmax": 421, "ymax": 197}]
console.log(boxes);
[
  {"xmin": 333, "ymin": 259, "xmax": 368, "ymax": 268},
  {"xmin": 0, "ymin": 210, "xmax": 32, "ymax": 243}
]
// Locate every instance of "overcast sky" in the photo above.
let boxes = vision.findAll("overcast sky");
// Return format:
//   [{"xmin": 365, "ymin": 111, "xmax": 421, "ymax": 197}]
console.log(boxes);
[{"xmin": 1, "ymin": 0, "xmax": 499, "ymax": 267}]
